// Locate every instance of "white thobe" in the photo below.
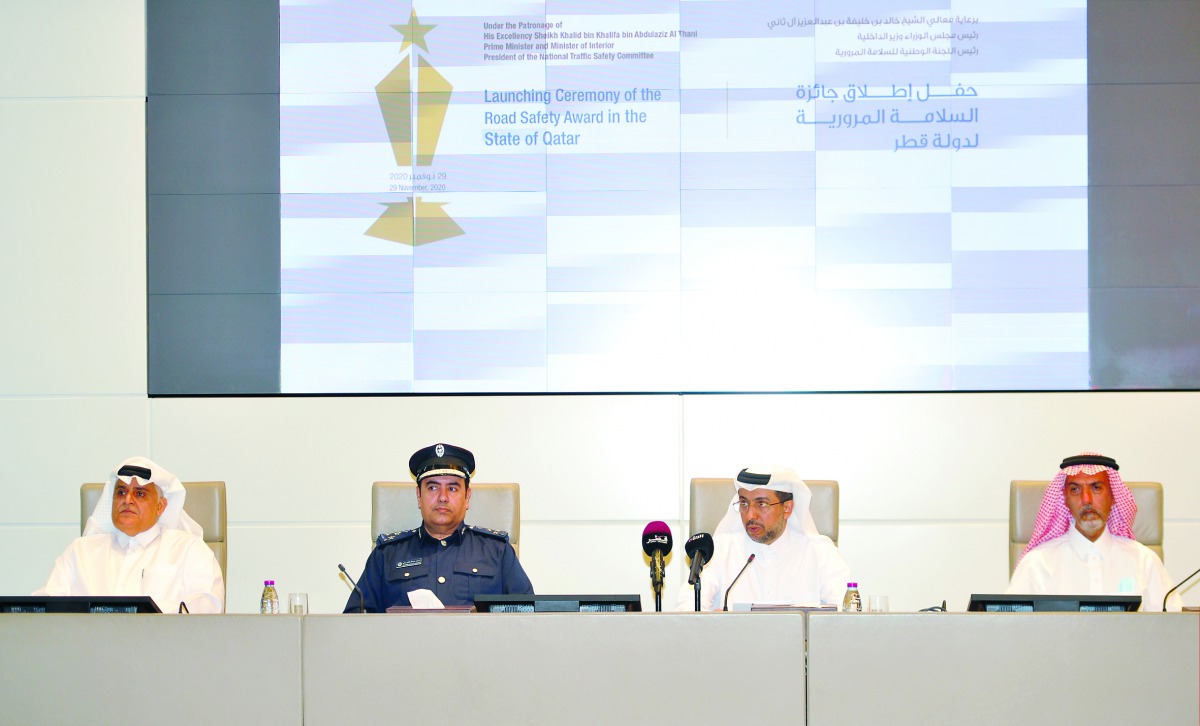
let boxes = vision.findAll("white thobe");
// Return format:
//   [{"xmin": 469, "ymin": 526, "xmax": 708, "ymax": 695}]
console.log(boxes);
[
  {"xmin": 677, "ymin": 527, "xmax": 851, "ymax": 611},
  {"xmin": 36, "ymin": 524, "xmax": 225, "ymax": 613},
  {"xmin": 1007, "ymin": 526, "xmax": 1181, "ymax": 612}
]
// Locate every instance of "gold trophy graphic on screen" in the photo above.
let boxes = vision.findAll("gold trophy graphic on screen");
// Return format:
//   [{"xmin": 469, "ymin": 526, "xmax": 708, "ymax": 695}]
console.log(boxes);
[{"xmin": 367, "ymin": 10, "xmax": 463, "ymax": 246}]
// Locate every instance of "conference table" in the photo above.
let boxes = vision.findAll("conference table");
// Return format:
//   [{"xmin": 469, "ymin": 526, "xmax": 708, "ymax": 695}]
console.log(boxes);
[{"xmin": 2, "ymin": 611, "xmax": 1196, "ymax": 725}]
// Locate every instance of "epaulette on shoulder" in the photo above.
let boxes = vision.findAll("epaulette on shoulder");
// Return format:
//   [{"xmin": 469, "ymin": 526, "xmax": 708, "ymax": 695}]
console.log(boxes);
[
  {"xmin": 468, "ymin": 525, "xmax": 510, "ymax": 542},
  {"xmin": 375, "ymin": 528, "xmax": 420, "ymax": 546}
]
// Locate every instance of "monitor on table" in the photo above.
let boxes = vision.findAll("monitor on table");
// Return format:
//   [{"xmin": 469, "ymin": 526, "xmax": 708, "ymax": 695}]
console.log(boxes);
[
  {"xmin": 0, "ymin": 595, "xmax": 162, "ymax": 614},
  {"xmin": 967, "ymin": 594, "xmax": 1141, "ymax": 612},
  {"xmin": 474, "ymin": 594, "xmax": 642, "ymax": 613}
]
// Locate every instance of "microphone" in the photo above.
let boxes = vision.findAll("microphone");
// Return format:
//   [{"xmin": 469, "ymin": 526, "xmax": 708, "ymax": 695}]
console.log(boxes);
[
  {"xmin": 723, "ymin": 554, "xmax": 755, "ymax": 612},
  {"xmin": 685, "ymin": 533, "xmax": 714, "ymax": 587},
  {"xmin": 338, "ymin": 563, "xmax": 366, "ymax": 613},
  {"xmin": 642, "ymin": 521, "xmax": 673, "ymax": 612},
  {"xmin": 1162, "ymin": 564, "xmax": 1200, "ymax": 611}
]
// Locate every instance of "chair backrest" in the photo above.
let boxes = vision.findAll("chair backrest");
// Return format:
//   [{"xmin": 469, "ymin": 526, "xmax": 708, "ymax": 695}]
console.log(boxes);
[
  {"xmin": 81, "ymin": 481, "xmax": 228, "ymax": 582},
  {"xmin": 689, "ymin": 478, "xmax": 839, "ymax": 545},
  {"xmin": 371, "ymin": 482, "xmax": 521, "ymax": 555},
  {"xmin": 1009, "ymin": 480, "xmax": 1163, "ymax": 574}
]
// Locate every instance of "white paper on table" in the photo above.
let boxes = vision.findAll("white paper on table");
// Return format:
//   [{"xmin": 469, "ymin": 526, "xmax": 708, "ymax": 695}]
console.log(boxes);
[
  {"xmin": 407, "ymin": 589, "xmax": 445, "ymax": 609},
  {"xmin": 730, "ymin": 601, "xmax": 831, "ymax": 612}
]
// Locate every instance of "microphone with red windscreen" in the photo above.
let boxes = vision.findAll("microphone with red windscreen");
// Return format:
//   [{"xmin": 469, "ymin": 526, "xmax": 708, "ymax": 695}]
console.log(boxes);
[{"xmin": 642, "ymin": 521, "xmax": 673, "ymax": 611}]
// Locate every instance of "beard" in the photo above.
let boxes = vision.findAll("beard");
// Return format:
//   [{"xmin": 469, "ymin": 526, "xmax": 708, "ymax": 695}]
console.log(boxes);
[
  {"xmin": 1076, "ymin": 510, "xmax": 1106, "ymax": 539},
  {"xmin": 748, "ymin": 518, "xmax": 786, "ymax": 545}
]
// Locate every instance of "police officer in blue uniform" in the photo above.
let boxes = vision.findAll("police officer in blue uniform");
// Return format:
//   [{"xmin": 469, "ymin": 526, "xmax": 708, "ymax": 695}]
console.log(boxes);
[{"xmin": 343, "ymin": 443, "xmax": 533, "ymax": 612}]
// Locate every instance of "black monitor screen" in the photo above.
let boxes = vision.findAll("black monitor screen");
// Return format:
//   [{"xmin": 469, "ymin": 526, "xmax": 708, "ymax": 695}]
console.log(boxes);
[
  {"xmin": 474, "ymin": 594, "xmax": 642, "ymax": 613},
  {"xmin": 0, "ymin": 596, "xmax": 163, "ymax": 614},
  {"xmin": 967, "ymin": 593, "xmax": 1141, "ymax": 612}
]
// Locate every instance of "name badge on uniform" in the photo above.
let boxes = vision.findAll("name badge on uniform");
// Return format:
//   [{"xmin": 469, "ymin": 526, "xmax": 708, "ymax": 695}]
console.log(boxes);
[{"xmin": 397, "ymin": 559, "xmax": 422, "ymax": 568}]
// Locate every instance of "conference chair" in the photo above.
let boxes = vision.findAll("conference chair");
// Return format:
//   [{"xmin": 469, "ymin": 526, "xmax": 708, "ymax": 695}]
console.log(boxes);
[
  {"xmin": 371, "ymin": 482, "xmax": 521, "ymax": 555},
  {"xmin": 1009, "ymin": 480, "xmax": 1164, "ymax": 574},
  {"xmin": 689, "ymin": 478, "xmax": 840, "ymax": 545},
  {"xmin": 81, "ymin": 481, "xmax": 228, "ymax": 583}
]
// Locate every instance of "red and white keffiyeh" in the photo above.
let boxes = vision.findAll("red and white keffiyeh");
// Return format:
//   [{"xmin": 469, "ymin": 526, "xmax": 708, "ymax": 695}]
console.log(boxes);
[{"xmin": 1021, "ymin": 452, "xmax": 1137, "ymax": 561}]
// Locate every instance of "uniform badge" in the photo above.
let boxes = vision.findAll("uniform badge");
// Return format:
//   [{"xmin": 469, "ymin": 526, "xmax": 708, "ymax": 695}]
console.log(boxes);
[
  {"xmin": 435, "ymin": 443, "xmax": 445, "ymax": 457},
  {"xmin": 397, "ymin": 559, "xmax": 422, "ymax": 568}
]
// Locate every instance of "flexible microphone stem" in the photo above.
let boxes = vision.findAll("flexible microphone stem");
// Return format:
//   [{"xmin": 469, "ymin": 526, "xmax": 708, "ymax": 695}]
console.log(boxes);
[
  {"xmin": 338, "ymin": 563, "xmax": 366, "ymax": 613},
  {"xmin": 652, "ymin": 550, "xmax": 665, "ymax": 612},
  {"xmin": 723, "ymin": 554, "xmax": 755, "ymax": 612},
  {"xmin": 689, "ymin": 551, "xmax": 706, "ymax": 612},
  {"xmin": 1162, "ymin": 564, "xmax": 1200, "ymax": 611}
]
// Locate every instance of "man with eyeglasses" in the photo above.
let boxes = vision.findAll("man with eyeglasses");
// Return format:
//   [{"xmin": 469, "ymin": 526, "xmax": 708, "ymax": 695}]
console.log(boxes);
[
  {"xmin": 678, "ymin": 466, "xmax": 851, "ymax": 611},
  {"xmin": 35, "ymin": 456, "xmax": 225, "ymax": 613},
  {"xmin": 1007, "ymin": 452, "xmax": 1181, "ymax": 611}
]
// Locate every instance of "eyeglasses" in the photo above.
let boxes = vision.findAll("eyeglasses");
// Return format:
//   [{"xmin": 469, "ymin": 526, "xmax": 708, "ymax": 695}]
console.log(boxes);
[{"xmin": 735, "ymin": 499, "xmax": 784, "ymax": 513}]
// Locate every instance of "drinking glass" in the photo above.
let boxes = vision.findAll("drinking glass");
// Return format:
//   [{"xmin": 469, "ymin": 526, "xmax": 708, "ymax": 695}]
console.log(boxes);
[{"xmin": 288, "ymin": 592, "xmax": 309, "ymax": 615}]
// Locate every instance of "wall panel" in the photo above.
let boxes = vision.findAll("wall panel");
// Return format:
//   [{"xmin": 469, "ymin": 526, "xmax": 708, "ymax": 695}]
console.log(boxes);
[
  {"xmin": 0, "ymin": 0, "xmax": 143, "ymax": 97},
  {"xmin": 0, "ymin": 100, "xmax": 147, "ymax": 395}
]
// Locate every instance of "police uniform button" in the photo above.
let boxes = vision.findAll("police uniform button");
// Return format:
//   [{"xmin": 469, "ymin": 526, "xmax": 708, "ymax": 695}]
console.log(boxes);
[
  {"xmin": 438, "ymin": 576, "xmax": 446, "ymax": 584},
  {"xmin": 472, "ymin": 568, "xmax": 478, "ymax": 573},
  {"xmin": 440, "ymin": 540, "xmax": 447, "ymax": 547},
  {"xmin": 403, "ymin": 572, "xmax": 410, "ymax": 577}
]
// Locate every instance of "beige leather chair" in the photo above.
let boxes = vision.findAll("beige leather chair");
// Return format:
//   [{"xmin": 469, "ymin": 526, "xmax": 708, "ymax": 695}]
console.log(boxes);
[
  {"xmin": 1010, "ymin": 480, "xmax": 1163, "ymax": 574},
  {"xmin": 689, "ymin": 478, "xmax": 839, "ymax": 545},
  {"xmin": 371, "ymin": 482, "xmax": 521, "ymax": 555},
  {"xmin": 81, "ymin": 481, "xmax": 228, "ymax": 582}
]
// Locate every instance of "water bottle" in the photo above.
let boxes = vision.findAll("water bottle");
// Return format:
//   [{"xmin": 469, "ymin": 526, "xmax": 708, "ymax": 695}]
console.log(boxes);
[
  {"xmin": 841, "ymin": 582, "xmax": 862, "ymax": 612},
  {"xmin": 260, "ymin": 580, "xmax": 280, "ymax": 614}
]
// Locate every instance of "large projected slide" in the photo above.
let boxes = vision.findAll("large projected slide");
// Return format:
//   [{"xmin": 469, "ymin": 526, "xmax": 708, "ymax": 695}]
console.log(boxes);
[{"xmin": 280, "ymin": 1, "xmax": 1087, "ymax": 393}]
